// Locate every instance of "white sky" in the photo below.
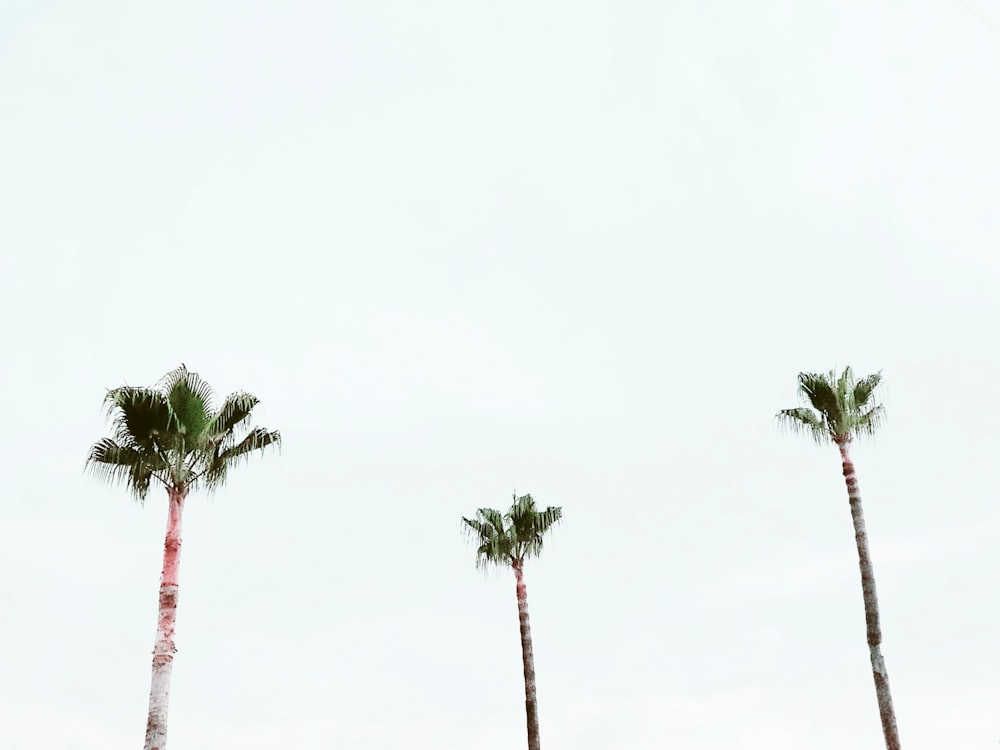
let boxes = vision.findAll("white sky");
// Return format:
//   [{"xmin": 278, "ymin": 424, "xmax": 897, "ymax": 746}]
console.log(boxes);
[{"xmin": 2, "ymin": 1, "xmax": 999, "ymax": 748}]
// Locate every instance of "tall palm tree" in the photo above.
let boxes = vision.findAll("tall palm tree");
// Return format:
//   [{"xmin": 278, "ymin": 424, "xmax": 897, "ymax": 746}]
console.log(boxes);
[
  {"xmin": 462, "ymin": 493, "xmax": 562, "ymax": 750},
  {"xmin": 777, "ymin": 367, "xmax": 901, "ymax": 750},
  {"xmin": 86, "ymin": 364, "xmax": 280, "ymax": 750}
]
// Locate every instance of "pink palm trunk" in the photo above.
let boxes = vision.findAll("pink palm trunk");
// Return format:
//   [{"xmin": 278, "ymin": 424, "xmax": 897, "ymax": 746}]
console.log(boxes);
[
  {"xmin": 144, "ymin": 486, "xmax": 188, "ymax": 750},
  {"xmin": 513, "ymin": 561, "xmax": 541, "ymax": 750}
]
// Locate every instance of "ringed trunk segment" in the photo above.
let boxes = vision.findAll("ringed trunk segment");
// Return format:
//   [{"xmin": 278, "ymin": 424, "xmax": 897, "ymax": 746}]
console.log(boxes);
[
  {"xmin": 837, "ymin": 442, "xmax": 902, "ymax": 750},
  {"xmin": 144, "ymin": 486, "xmax": 189, "ymax": 750},
  {"xmin": 513, "ymin": 561, "xmax": 541, "ymax": 750}
]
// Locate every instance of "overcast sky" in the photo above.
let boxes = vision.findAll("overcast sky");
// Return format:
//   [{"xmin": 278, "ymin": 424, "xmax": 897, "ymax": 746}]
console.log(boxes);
[{"xmin": 2, "ymin": 1, "xmax": 1000, "ymax": 748}]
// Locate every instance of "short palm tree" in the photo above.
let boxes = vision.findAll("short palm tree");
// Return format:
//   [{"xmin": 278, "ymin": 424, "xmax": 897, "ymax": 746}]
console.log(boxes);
[
  {"xmin": 86, "ymin": 364, "xmax": 280, "ymax": 750},
  {"xmin": 462, "ymin": 493, "xmax": 562, "ymax": 750},
  {"xmin": 777, "ymin": 367, "xmax": 901, "ymax": 750}
]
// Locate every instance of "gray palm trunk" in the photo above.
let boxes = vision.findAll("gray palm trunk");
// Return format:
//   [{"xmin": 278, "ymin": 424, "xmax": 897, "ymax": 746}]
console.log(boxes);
[
  {"xmin": 838, "ymin": 441, "xmax": 901, "ymax": 750},
  {"xmin": 513, "ymin": 560, "xmax": 541, "ymax": 750}
]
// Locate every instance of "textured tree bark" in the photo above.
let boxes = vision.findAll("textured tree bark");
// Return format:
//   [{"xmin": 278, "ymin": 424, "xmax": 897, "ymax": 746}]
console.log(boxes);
[
  {"xmin": 839, "ymin": 442, "xmax": 902, "ymax": 750},
  {"xmin": 144, "ymin": 486, "xmax": 189, "ymax": 750},
  {"xmin": 513, "ymin": 560, "xmax": 541, "ymax": 750}
]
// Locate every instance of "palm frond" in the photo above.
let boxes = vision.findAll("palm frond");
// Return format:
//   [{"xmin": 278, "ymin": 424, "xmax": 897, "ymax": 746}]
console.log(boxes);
[
  {"xmin": 218, "ymin": 427, "xmax": 281, "ymax": 462},
  {"xmin": 853, "ymin": 403, "xmax": 886, "ymax": 440},
  {"xmin": 852, "ymin": 371, "xmax": 883, "ymax": 408},
  {"xmin": 88, "ymin": 366, "xmax": 281, "ymax": 498},
  {"xmin": 508, "ymin": 494, "xmax": 563, "ymax": 560},
  {"xmin": 201, "ymin": 427, "xmax": 281, "ymax": 489},
  {"xmin": 462, "ymin": 494, "xmax": 562, "ymax": 570},
  {"xmin": 530, "ymin": 505, "xmax": 563, "ymax": 538},
  {"xmin": 462, "ymin": 509, "xmax": 514, "ymax": 568},
  {"xmin": 85, "ymin": 437, "xmax": 166, "ymax": 501},
  {"xmin": 461, "ymin": 517, "xmax": 492, "ymax": 540},
  {"xmin": 477, "ymin": 507, "xmax": 506, "ymax": 540},
  {"xmin": 797, "ymin": 372, "xmax": 841, "ymax": 422},
  {"xmin": 104, "ymin": 387, "xmax": 173, "ymax": 453},
  {"xmin": 207, "ymin": 392, "xmax": 260, "ymax": 438},
  {"xmin": 775, "ymin": 407, "xmax": 829, "ymax": 445},
  {"xmin": 835, "ymin": 365, "xmax": 852, "ymax": 407},
  {"xmin": 507, "ymin": 494, "xmax": 539, "ymax": 544},
  {"xmin": 780, "ymin": 367, "xmax": 885, "ymax": 444},
  {"xmin": 479, "ymin": 538, "xmax": 515, "ymax": 567},
  {"xmin": 163, "ymin": 367, "xmax": 215, "ymax": 440},
  {"xmin": 156, "ymin": 364, "xmax": 214, "ymax": 408}
]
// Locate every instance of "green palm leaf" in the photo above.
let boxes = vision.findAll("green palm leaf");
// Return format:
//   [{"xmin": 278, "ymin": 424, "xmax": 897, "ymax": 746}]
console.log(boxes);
[
  {"xmin": 463, "ymin": 493, "xmax": 562, "ymax": 570},
  {"xmin": 105, "ymin": 387, "xmax": 173, "ymax": 454},
  {"xmin": 86, "ymin": 364, "xmax": 281, "ymax": 499},
  {"xmin": 207, "ymin": 393, "xmax": 260, "ymax": 438},
  {"xmin": 777, "ymin": 367, "xmax": 885, "ymax": 445}
]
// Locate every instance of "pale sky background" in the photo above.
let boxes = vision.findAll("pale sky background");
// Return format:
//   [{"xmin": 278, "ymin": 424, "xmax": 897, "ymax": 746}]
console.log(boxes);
[{"xmin": 1, "ymin": 1, "xmax": 999, "ymax": 748}]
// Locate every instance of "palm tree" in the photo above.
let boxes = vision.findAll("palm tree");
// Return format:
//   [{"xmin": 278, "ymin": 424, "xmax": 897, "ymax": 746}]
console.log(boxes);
[
  {"xmin": 777, "ymin": 367, "xmax": 901, "ymax": 750},
  {"xmin": 462, "ymin": 493, "xmax": 562, "ymax": 750},
  {"xmin": 86, "ymin": 364, "xmax": 280, "ymax": 750}
]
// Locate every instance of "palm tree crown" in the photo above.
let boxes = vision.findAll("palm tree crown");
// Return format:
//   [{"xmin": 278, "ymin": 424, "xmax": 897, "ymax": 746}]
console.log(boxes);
[
  {"xmin": 462, "ymin": 493, "xmax": 562, "ymax": 569},
  {"xmin": 86, "ymin": 364, "xmax": 281, "ymax": 499},
  {"xmin": 776, "ymin": 366, "xmax": 885, "ymax": 446}
]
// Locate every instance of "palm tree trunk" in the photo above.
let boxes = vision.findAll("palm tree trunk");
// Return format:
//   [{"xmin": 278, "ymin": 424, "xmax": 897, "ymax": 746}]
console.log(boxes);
[
  {"xmin": 144, "ymin": 486, "xmax": 189, "ymax": 750},
  {"xmin": 838, "ymin": 442, "xmax": 901, "ymax": 750},
  {"xmin": 513, "ymin": 561, "xmax": 541, "ymax": 750}
]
